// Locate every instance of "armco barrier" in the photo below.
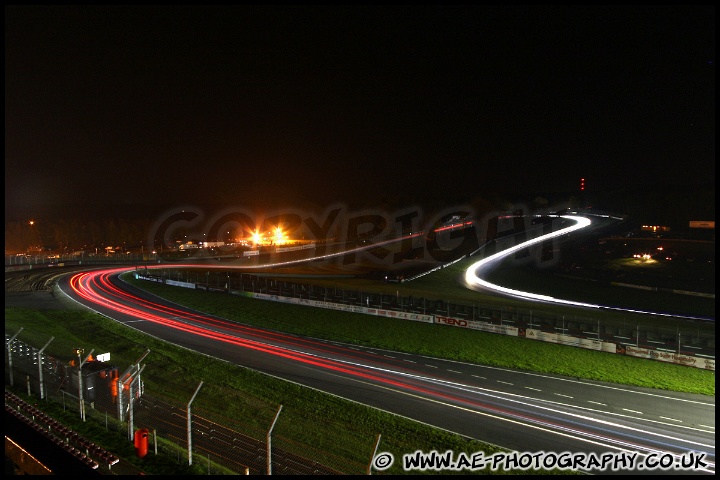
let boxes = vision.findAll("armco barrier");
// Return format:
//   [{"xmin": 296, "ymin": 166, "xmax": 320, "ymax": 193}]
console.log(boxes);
[
  {"xmin": 244, "ymin": 289, "xmax": 715, "ymax": 372},
  {"xmin": 135, "ymin": 274, "xmax": 715, "ymax": 371},
  {"xmin": 434, "ymin": 314, "xmax": 714, "ymax": 371}
]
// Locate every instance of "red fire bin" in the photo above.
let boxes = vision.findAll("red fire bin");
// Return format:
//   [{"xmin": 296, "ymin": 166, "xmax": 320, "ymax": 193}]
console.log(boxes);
[{"xmin": 134, "ymin": 428, "xmax": 149, "ymax": 458}]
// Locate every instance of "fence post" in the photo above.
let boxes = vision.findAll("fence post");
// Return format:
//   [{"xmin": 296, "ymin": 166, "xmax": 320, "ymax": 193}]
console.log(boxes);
[
  {"xmin": 117, "ymin": 376, "xmax": 124, "ymax": 425},
  {"xmin": 367, "ymin": 434, "xmax": 382, "ymax": 474},
  {"xmin": 127, "ymin": 364, "xmax": 147, "ymax": 442},
  {"xmin": 267, "ymin": 405, "xmax": 283, "ymax": 475},
  {"xmin": 120, "ymin": 349, "xmax": 150, "ymax": 436},
  {"xmin": 38, "ymin": 337, "xmax": 54, "ymax": 400},
  {"xmin": 6, "ymin": 327, "xmax": 24, "ymax": 386},
  {"xmin": 76, "ymin": 348, "xmax": 94, "ymax": 422},
  {"xmin": 188, "ymin": 381, "xmax": 204, "ymax": 466}
]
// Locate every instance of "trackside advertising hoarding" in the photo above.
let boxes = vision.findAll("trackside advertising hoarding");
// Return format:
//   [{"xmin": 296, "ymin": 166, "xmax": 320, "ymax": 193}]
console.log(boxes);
[
  {"xmin": 251, "ymin": 292, "xmax": 434, "ymax": 321},
  {"xmin": 138, "ymin": 276, "xmax": 714, "ymax": 371},
  {"xmin": 435, "ymin": 315, "xmax": 518, "ymax": 336},
  {"xmin": 366, "ymin": 308, "xmax": 433, "ymax": 323},
  {"xmin": 435, "ymin": 315, "xmax": 714, "ymax": 370},
  {"xmin": 625, "ymin": 345, "xmax": 715, "ymax": 371}
]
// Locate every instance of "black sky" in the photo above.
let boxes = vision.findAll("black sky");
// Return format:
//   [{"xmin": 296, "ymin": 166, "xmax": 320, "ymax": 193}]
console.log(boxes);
[{"xmin": 5, "ymin": 5, "xmax": 715, "ymax": 221}]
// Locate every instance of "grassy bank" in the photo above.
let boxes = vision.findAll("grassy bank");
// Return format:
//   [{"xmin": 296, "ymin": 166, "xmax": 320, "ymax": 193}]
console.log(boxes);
[
  {"xmin": 4, "ymin": 260, "xmax": 714, "ymax": 475},
  {"xmin": 117, "ymin": 273, "xmax": 714, "ymax": 395},
  {"xmin": 6, "ymin": 305, "xmax": 557, "ymax": 475}
]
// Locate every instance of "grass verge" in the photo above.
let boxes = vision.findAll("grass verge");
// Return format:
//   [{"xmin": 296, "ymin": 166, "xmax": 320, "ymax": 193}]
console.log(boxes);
[{"xmin": 4, "ymin": 260, "xmax": 714, "ymax": 475}]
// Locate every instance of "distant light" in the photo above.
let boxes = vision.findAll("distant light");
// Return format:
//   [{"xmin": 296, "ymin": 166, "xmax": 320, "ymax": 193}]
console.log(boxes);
[{"xmin": 275, "ymin": 226, "xmax": 285, "ymax": 244}]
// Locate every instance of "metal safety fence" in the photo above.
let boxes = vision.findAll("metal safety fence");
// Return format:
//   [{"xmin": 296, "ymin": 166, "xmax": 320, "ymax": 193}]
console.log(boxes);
[{"xmin": 142, "ymin": 268, "xmax": 715, "ymax": 361}]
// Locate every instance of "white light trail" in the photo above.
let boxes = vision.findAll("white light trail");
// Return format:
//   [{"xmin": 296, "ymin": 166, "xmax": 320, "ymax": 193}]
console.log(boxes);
[
  {"xmin": 464, "ymin": 215, "xmax": 596, "ymax": 307},
  {"xmin": 463, "ymin": 215, "xmax": 713, "ymax": 321}
]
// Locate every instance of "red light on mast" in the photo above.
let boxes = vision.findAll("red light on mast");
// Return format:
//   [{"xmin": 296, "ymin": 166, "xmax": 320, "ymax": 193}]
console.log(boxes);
[{"xmin": 580, "ymin": 178, "xmax": 585, "ymax": 191}]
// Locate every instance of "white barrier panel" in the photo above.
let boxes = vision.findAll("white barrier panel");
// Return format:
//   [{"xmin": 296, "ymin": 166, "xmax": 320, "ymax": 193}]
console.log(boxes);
[
  {"xmin": 578, "ymin": 337, "xmax": 603, "ymax": 351},
  {"xmin": 700, "ymin": 358, "xmax": 715, "ymax": 371},
  {"xmin": 434, "ymin": 316, "xmax": 468, "ymax": 327},
  {"xmin": 367, "ymin": 309, "xmax": 433, "ymax": 323},
  {"xmin": 556, "ymin": 334, "xmax": 580, "ymax": 347},
  {"xmin": 435, "ymin": 316, "xmax": 518, "ymax": 336},
  {"xmin": 135, "ymin": 274, "xmax": 163, "ymax": 283},
  {"xmin": 650, "ymin": 350, "xmax": 707, "ymax": 368},
  {"xmin": 166, "ymin": 279, "xmax": 196, "ymax": 289},
  {"xmin": 250, "ymin": 293, "xmax": 435, "ymax": 321},
  {"xmin": 307, "ymin": 299, "xmax": 367, "ymax": 314},
  {"xmin": 254, "ymin": 293, "xmax": 300, "ymax": 304},
  {"xmin": 625, "ymin": 345, "xmax": 715, "ymax": 370},
  {"xmin": 625, "ymin": 345, "xmax": 651, "ymax": 359},
  {"xmin": 536, "ymin": 328, "xmax": 557, "ymax": 343},
  {"xmin": 524, "ymin": 329, "xmax": 612, "ymax": 352},
  {"xmin": 276, "ymin": 245, "xmax": 303, "ymax": 252},
  {"xmin": 474, "ymin": 323, "xmax": 519, "ymax": 336},
  {"xmin": 254, "ymin": 293, "xmax": 370, "ymax": 314},
  {"xmin": 526, "ymin": 329, "xmax": 558, "ymax": 344},
  {"xmin": 619, "ymin": 345, "xmax": 715, "ymax": 372},
  {"xmin": 672, "ymin": 289, "xmax": 715, "ymax": 299},
  {"xmin": 243, "ymin": 250, "xmax": 260, "ymax": 257}
]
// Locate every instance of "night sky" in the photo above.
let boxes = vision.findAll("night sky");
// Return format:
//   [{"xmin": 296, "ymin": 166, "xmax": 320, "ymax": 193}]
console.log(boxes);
[{"xmin": 5, "ymin": 6, "xmax": 715, "ymax": 222}]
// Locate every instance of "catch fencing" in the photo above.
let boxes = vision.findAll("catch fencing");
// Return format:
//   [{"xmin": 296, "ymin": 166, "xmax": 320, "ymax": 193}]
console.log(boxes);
[
  {"xmin": 139, "ymin": 268, "xmax": 716, "ymax": 369},
  {"xmin": 4, "ymin": 336, "xmax": 386, "ymax": 475}
]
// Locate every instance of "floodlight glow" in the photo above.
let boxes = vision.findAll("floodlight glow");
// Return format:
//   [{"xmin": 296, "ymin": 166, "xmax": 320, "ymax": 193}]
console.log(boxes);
[{"xmin": 275, "ymin": 227, "xmax": 285, "ymax": 244}]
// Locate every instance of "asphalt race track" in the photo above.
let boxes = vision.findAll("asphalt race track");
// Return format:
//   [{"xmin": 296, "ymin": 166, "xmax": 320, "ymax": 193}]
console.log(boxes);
[{"xmin": 46, "ymin": 266, "xmax": 716, "ymax": 475}]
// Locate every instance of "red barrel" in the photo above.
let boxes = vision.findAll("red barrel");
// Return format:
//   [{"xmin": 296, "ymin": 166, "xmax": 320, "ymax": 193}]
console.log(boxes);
[{"xmin": 134, "ymin": 428, "xmax": 149, "ymax": 458}]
